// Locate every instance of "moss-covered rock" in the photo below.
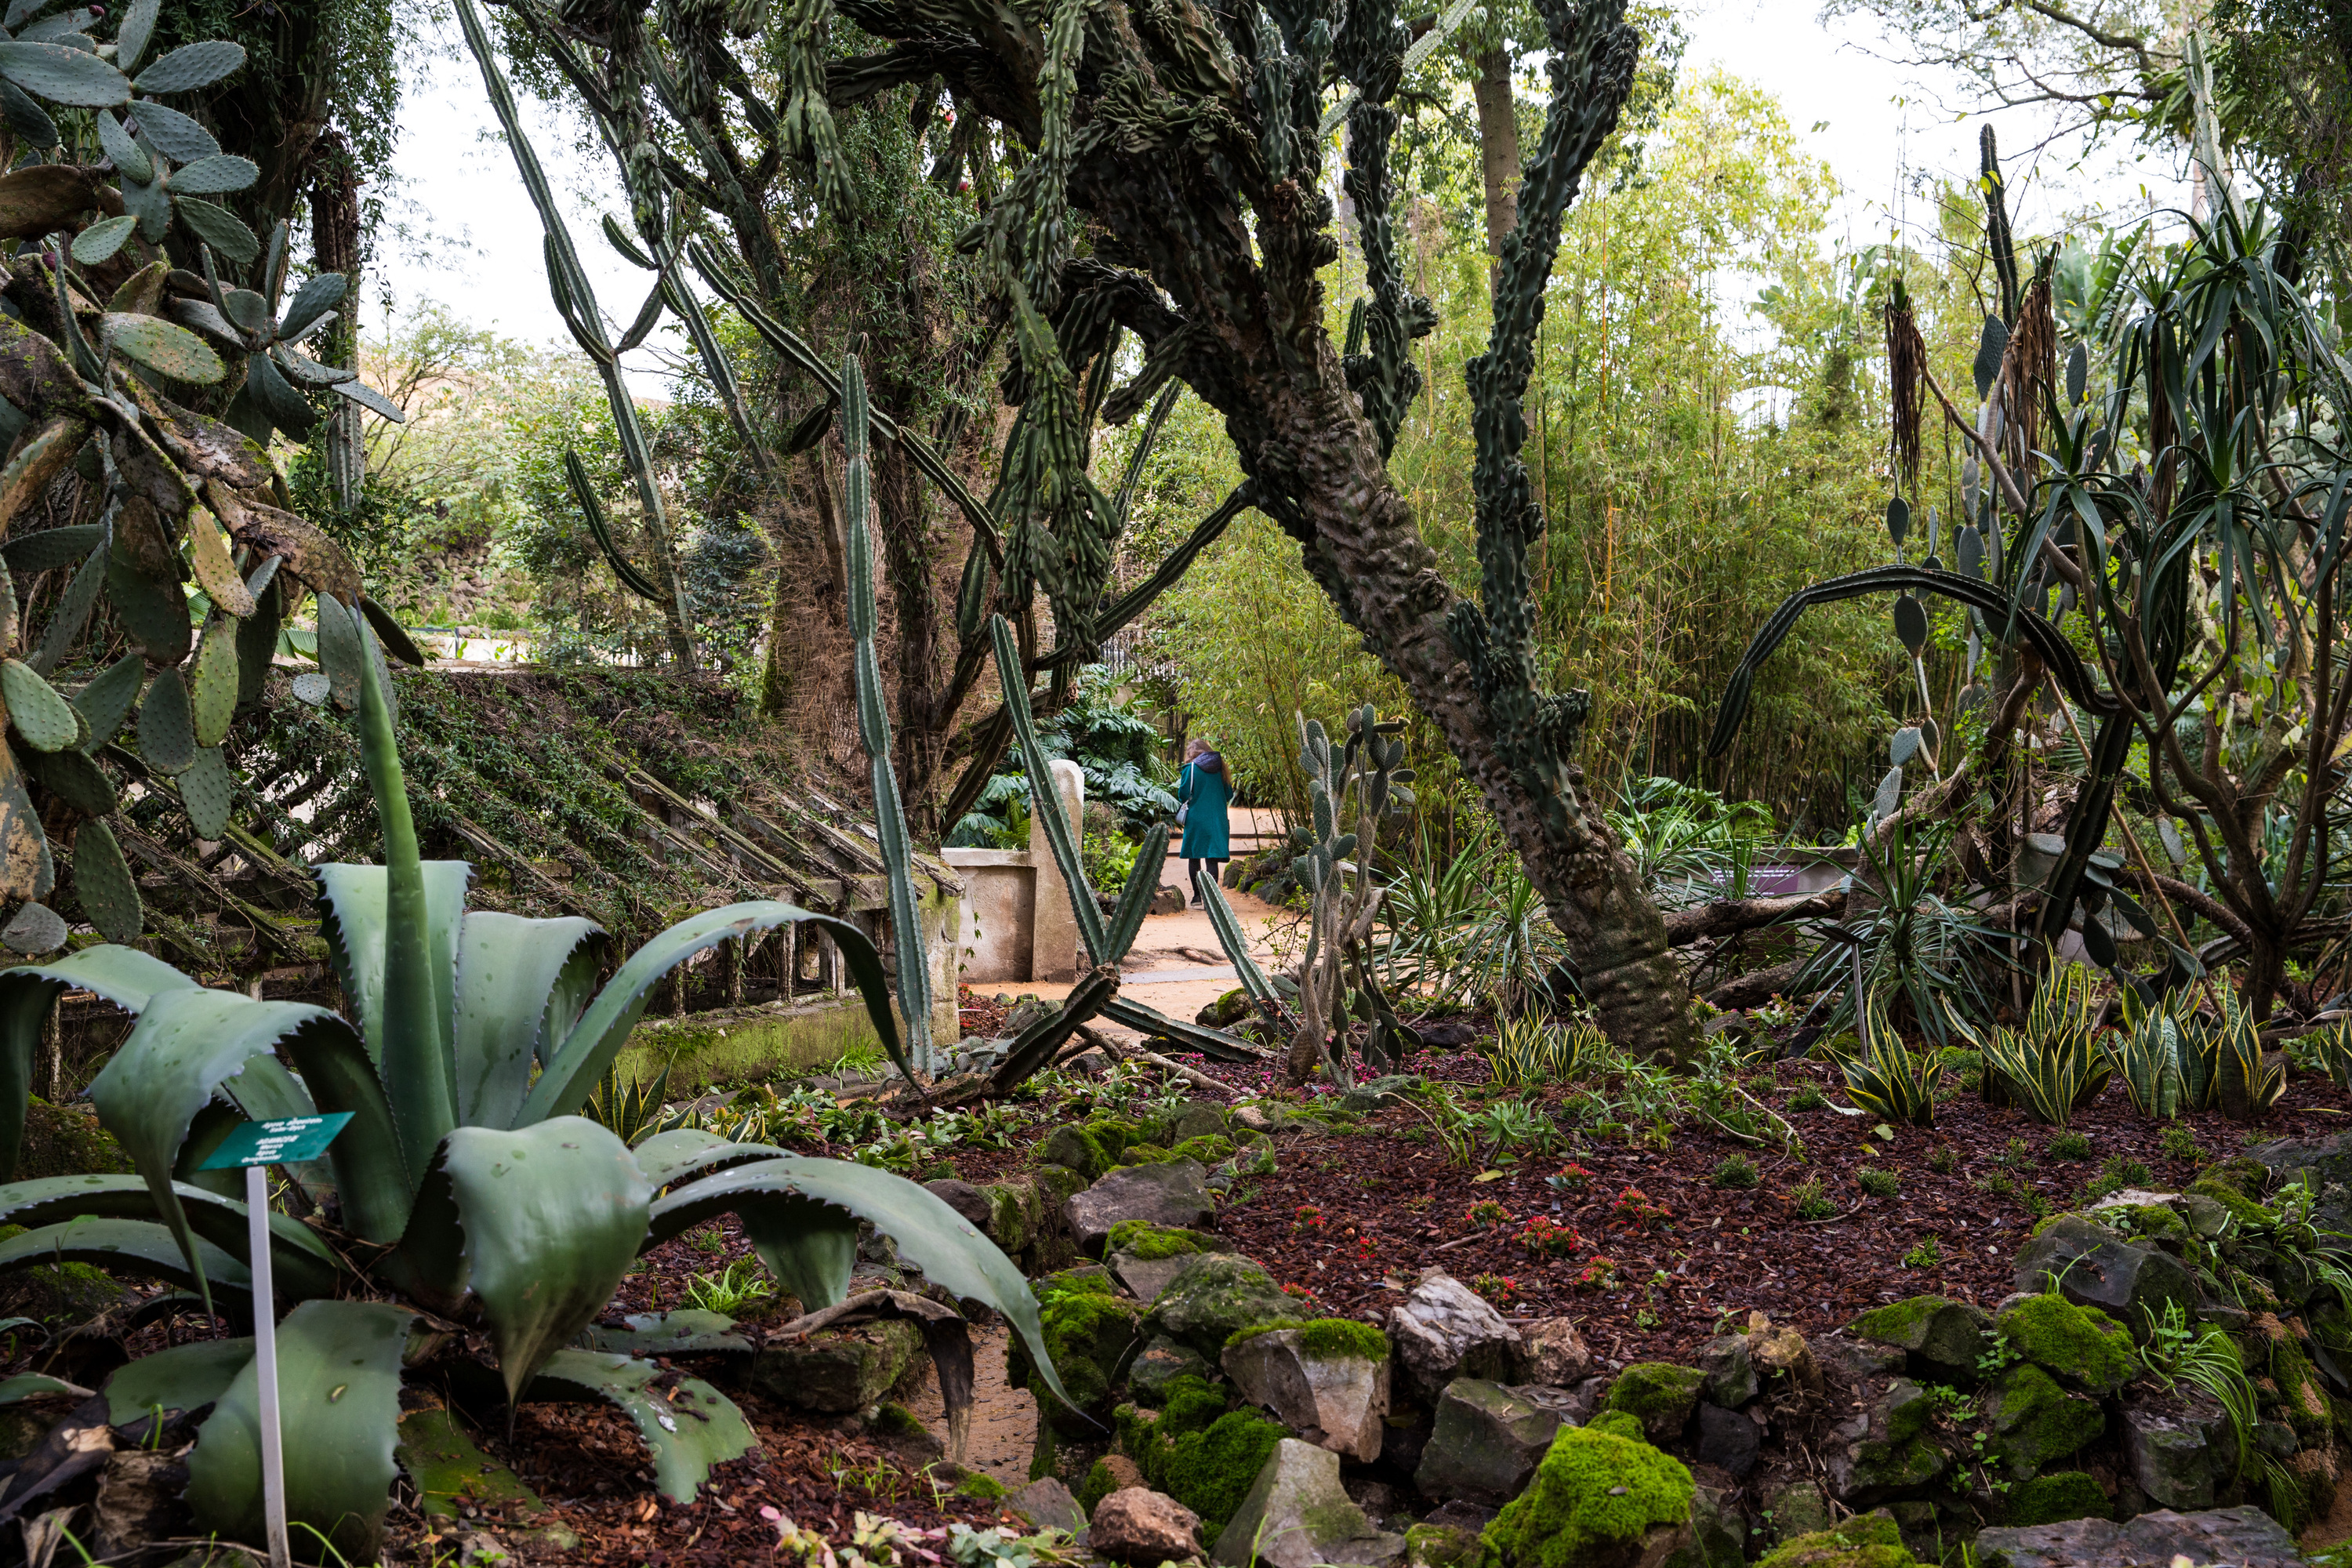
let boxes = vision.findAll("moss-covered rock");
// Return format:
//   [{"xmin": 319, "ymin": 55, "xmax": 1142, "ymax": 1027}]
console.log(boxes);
[
  {"xmin": 1407, "ymin": 1523, "xmax": 1482, "ymax": 1568},
  {"xmin": 1224, "ymin": 1317, "xmax": 1390, "ymax": 1360},
  {"xmin": 15, "ymin": 1098, "xmax": 133, "ymax": 1179},
  {"xmin": 1008, "ymin": 1269, "xmax": 1143, "ymax": 1429},
  {"xmin": 957, "ymin": 1472, "xmax": 1009, "ymax": 1502},
  {"xmin": 1108, "ymin": 1221, "xmax": 1221, "ymax": 1261},
  {"xmin": 1146, "ymin": 1251, "xmax": 1294, "ymax": 1361},
  {"xmin": 1477, "ymin": 1418, "xmax": 1696, "ymax": 1568},
  {"xmin": 1153, "ymin": 1407, "xmax": 1288, "ymax": 1537},
  {"xmin": 1122, "ymin": 1143, "xmax": 1174, "ymax": 1166},
  {"xmin": 2103, "ymin": 1203, "xmax": 2190, "ymax": 1244},
  {"xmin": 2265, "ymin": 1330, "xmax": 2333, "ymax": 1445},
  {"xmin": 1602, "ymin": 1363, "xmax": 1706, "ymax": 1444},
  {"xmin": 1849, "ymin": 1295, "xmax": 1992, "ymax": 1376},
  {"xmin": 746, "ymin": 1320, "xmax": 924, "ymax": 1413},
  {"xmin": 1754, "ymin": 1513, "xmax": 1921, "ymax": 1568},
  {"xmin": 2003, "ymin": 1471, "xmax": 2109, "ymax": 1526},
  {"xmin": 1036, "ymin": 1125, "xmax": 1112, "ymax": 1181},
  {"xmin": 1171, "ymin": 1134, "xmax": 1236, "ymax": 1166},
  {"xmin": 982, "ymin": 1180, "xmax": 1044, "ymax": 1255},
  {"xmin": 2187, "ymin": 1157, "xmax": 2274, "ymax": 1228},
  {"xmin": 1984, "ymin": 1363, "xmax": 2103, "ymax": 1479},
  {"xmin": 1824, "ymin": 1382, "xmax": 1947, "ymax": 1503},
  {"xmin": 1996, "ymin": 1294, "xmax": 2135, "ymax": 1395}
]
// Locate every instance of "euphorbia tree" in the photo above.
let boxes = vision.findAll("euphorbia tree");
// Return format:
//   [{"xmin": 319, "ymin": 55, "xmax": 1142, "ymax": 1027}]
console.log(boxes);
[{"xmin": 0, "ymin": 612, "xmax": 1064, "ymax": 1558}]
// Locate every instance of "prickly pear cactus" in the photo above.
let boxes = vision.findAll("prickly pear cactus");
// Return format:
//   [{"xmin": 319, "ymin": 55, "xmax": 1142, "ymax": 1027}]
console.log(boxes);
[{"xmin": 0, "ymin": 2, "xmax": 407, "ymax": 953}]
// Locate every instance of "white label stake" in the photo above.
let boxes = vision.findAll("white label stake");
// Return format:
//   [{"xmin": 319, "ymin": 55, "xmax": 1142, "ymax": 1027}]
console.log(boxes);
[{"xmin": 246, "ymin": 1162, "xmax": 291, "ymax": 1568}]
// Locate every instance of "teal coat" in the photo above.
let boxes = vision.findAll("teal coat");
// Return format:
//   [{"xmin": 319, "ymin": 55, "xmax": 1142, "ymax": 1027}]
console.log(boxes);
[{"xmin": 1178, "ymin": 757, "xmax": 1232, "ymax": 860}]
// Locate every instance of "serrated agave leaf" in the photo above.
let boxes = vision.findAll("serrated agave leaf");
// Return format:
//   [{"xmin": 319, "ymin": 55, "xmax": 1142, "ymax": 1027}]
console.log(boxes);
[
  {"xmin": 190, "ymin": 619, "xmax": 238, "ymax": 743},
  {"xmin": 105, "ymin": 1334, "xmax": 251, "ymax": 1424},
  {"xmin": 649, "ymin": 1157, "xmax": 1069, "ymax": 1405},
  {"xmin": 520, "ymin": 904, "xmax": 900, "ymax": 1126},
  {"xmin": 138, "ymin": 666, "xmax": 194, "ymax": 774},
  {"xmin": 177, "ymin": 746, "xmax": 233, "ymax": 837},
  {"xmin": 125, "ymin": 96, "xmax": 214, "ymax": 160},
  {"xmin": 522, "ymin": 1351, "xmax": 754, "ymax": 1503},
  {"xmin": 0, "ymin": 1217, "xmax": 247, "ymax": 1303},
  {"xmin": 0, "ymin": 742, "xmax": 53, "ymax": 902},
  {"xmin": 0, "ymin": 1174, "xmax": 341, "ymax": 1298},
  {"xmin": 69, "ymin": 212, "xmax": 135, "ymax": 266},
  {"xmin": 627, "ymin": 1129, "xmax": 782, "ymax": 1191},
  {"xmin": 314, "ymin": 591, "xmax": 363, "ymax": 710},
  {"xmin": 112, "ymin": 0, "xmax": 160, "ymax": 72},
  {"xmin": 428, "ymin": 1120, "xmax": 652, "ymax": 1402},
  {"xmin": 132, "ymin": 39, "xmax": 244, "ymax": 93},
  {"xmin": 0, "ymin": 40, "xmax": 127, "ymax": 105},
  {"xmin": 276, "ymin": 270, "xmax": 345, "ymax": 343},
  {"xmin": 184, "ymin": 1300, "xmax": 408, "ymax": 1561},
  {"xmin": 586, "ymin": 1310, "xmax": 750, "ymax": 1356},
  {"xmin": 94, "ymin": 110, "xmax": 151, "ymax": 183},
  {"xmin": 2, "ymin": 524, "xmax": 101, "ymax": 575},
  {"xmin": 71, "ymin": 818, "xmax": 138, "ymax": 942},
  {"xmin": 32, "ymin": 746, "xmax": 118, "ymax": 816},
  {"xmin": 2, "ymin": 658, "xmax": 78, "ymax": 752},
  {"xmin": 450, "ymin": 910, "xmax": 600, "ymax": 1131},
  {"xmin": 163, "ymin": 153, "xmax": 257, "ymax": 196},
  {"xmin": 73, "ymin": 654, "xmax": 143, "ymax": 752},
  {"xmin": 314, "ymin": 861, "xmax": 469, "ymax": 1076},
  {"xmin": 174, "ymin": 198, "xmax": 256, "ymax": 266},
  {"xmin": 1, "ymin": 901, "xmax": 64, "ymax": 953},
  {"xmin": 0, "ymin": 78, "xmax": 56, "ymax": 146},
  {"xmin": 100, "ymin": 313, "xmax": 224, "ymax": 385}
]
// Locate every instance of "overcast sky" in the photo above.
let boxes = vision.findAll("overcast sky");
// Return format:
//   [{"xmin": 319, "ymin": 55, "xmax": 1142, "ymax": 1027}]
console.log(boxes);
[{"xmin": 375, "ymin": 0, "xmax": 2194, "ymax": 383}]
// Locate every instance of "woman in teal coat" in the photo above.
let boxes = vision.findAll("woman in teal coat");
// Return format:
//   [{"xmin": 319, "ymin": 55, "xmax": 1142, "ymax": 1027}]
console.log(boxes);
[{"xmin": 1178, "ymin": 737, "xmax": 1232, "ymax": 906}]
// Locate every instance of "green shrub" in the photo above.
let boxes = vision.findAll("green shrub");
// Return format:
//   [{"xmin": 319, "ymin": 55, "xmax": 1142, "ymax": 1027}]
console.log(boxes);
[{"xmin": 1858, "ymin": 1167, "xmax": 1900, "ymax": 1198}]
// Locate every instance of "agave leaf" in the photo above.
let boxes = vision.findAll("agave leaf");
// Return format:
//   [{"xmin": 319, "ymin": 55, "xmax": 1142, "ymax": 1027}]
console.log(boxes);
[
  {"xmin": 0, "ymin": 949, "xmax": 198, "ymax": 1183},
  {"xmin": 132, "ymin": 40, "xmax": 245, "ymax": 94},
  {"xmin": 586, "ymin": 1310, "xmax": 750, "ymax": 1356},
  {"xmin": 183, "ymin": 1300, "xmax": 408, "ymax": 1562},
  {"xmin": 522, "ymin": 1350, "xmax": 755, "ymax": 1504},
  {"xmin": 314, "ymin": 862, "xmax": 469, "ymax": 1073},
  {"xmin": 648, "ymin": 1157, "xmax": 1069, "ymax": 1405},
  {"xmin": 104, "ymin": 1334, "xmax": 251, "ymax": 1423},
  {"xmin": 427, "ymin": 1119, "xmax": 653, "ymax": 1402},
  {"xmin": 449, "ymin": 911, "xmax": 600, "ymax": 1131},
  {"xmin": 628, "ymin": 1129, "xmax": 785, "ymax": 1191},
  {"xmin": 0, "ymin": 1217, "xmax": 248, "ymax": 1304},
  {"xmin": 0, "ymin": 1174, "xmax": 341, "ymax": 1299},
  {"xmin": 521, "ymin": 902, "xmax": 903, "ymax": 1125},
  {"xmin": 0, "ymin": 40, "xmax": 129, "ymax": 106}
]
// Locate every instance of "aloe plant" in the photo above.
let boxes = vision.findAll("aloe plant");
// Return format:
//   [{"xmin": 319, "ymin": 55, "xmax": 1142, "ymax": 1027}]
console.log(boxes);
[{"xmin": 0, "ymin": 626, "xmax": 1065, "ymax": 1557}]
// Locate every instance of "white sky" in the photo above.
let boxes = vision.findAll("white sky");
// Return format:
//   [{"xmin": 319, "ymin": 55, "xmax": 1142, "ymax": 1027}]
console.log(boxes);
[{"xmin": 373, "ymin": 0, "xmax": 2198, "ymax": 380}]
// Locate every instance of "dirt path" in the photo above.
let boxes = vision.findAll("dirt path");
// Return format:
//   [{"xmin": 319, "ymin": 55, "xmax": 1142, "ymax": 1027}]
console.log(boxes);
[{"xmin": 902, "ymin": 1324, "xmax": 1038, "ymax": 1488}]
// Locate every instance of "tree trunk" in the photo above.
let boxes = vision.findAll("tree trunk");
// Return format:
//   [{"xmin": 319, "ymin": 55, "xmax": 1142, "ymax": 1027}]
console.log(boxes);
[
  {"xmin": 308, "ymin": 131, "xmax": 364, "ymax": 513},
  {"xmin": 873, "ymin": 434, "xmax": 946, "ymax": 837},
  {"xmin": 1471, "ymin": 49, "xmax": 1521, "ymax": 256}
]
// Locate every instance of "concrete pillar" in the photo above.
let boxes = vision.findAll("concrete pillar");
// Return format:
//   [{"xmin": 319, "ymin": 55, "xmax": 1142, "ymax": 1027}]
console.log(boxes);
[{"xmin": 1029, "ymin": 758, "xmax": 1087, "ymax": 982}]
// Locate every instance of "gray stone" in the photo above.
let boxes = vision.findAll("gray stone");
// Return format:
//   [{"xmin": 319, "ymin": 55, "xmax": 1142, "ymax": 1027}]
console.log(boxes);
[
  {"xmin": 1339, "ymin": 1076, "xmax": 1417, "ymax": 1115},
  {"xmin": 1221, "ymin": 1327, "xmax": 1391, "ymax": 1462},
  {"xmin": 1693, "ymin": 1403, "xmax": 1759, "ymax": 1477},
  {"xmin": 1517, "ymin": 1318, "xmax": 1592, "ymax": 1388},
  {"xmin": 1129, "ymin": 1334, "xmax": 1214, "ymax": 1404},
  {"xmin": 746, "ymin": 1321, "xmax": 923, "ymax": 1413},
  {"xmin": 1149, "ymin": 884, "xmax": 1187, "ymax": 916},
  {"xmin": 1822, "ymin": 1379, "xmax": 1948, "ymax": 1505},
  {"xmin": 1412, "ymin": 1379, "xmax": 1565, "ymax": 1506},
  {"xmin": 1066, "ymin": 1160, "xmax": 1214, "ymax": 1254},
  {"xmin": 1690, "ymin": 1484, "xmax": 1747, "ymax": 1568},
  {"xmin": 1007, "ymin": 1478, "xmax": 1087, "ymax": 1536},
  {"xmin": 1216, "ymin": 1439, "xmax": 1406, "ymax": 1568},
  {"xmin": 1812, "ymin": 1333, "xmax": 1905, "ymax": 1388},
  {"xmin": 1090, "ymin": 1488, "xmax": 1202, "ymax": 1563},
  {"xmin": 1850, "ymin": 1296, "xmax": 1994, "ymax": 1377},
  {"xmin": 1036, "ymin": 1123, "xmax": 1108, "ymax": 1180},
  {"xmin": 2122, "ymin": 1397, "xmax": 2240, "ymax": 1511},
  {"xmin": 1763, "ymin": 1481, "xmax": 1832, "ymax": 1544},
  {"xmin": 1695, "ymin": 1334, "xmax": 1758, "ymax": 1407},
  {"xmin": 1146, "ymin": 1252, "xmax": 1296, "ymax": 1361},
  {"xmin": 1172, "ymin": 1103, "xmax": 1229, "ymax": 1142},
  {"xmin": 924, "ymin": 1178, "xmax": 993, "ymax": 1232},
  {"xmin": 1973, "ymin": 1504, "xmax": 2302, "ymax": 1568},
  {"xmin": 2011, "ymin": 1214, "xmax": 2198, "ymax": 1327},
  {"xmin": 1110, "ymin": 1250, "xmax": 1203, "ymax": 1306},
  {"xmin": 2249, "ymin": 1131, "xmax": 2352, "ymax": 1232},
  {"xmin": 1388, "ymin": 1272, "xmax": 1523, "ymax": 1405}
]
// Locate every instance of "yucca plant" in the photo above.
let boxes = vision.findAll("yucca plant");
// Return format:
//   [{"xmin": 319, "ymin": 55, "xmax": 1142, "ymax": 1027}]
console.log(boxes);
[
  {"xmin": 1831, "ymin": 993, "xmax": 1944, "ymax": 1126},
  {"xmin": 0, "ymin": 632, "xmax": 1065, "ymax": 1558}
]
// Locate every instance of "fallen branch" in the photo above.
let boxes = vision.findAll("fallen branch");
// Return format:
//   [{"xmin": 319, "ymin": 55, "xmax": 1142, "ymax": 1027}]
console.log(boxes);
[
  {"xmin": 1079, "ymin": 1025, "xmax": 1237, "ymax": 1098},
  {"xmin": 1665, "ymin": 889, "xmax": 1848, "ymax": 948}
]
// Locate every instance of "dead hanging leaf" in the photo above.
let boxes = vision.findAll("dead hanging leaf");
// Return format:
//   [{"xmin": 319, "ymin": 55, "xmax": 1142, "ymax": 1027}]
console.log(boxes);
[
  {"xmin": 110, "ymin": 418, "xmax": 198, "ymax": 524},
  {"xmin": 0, "ymin": 310, "xmax": 93, "ymax": 419},
  {"xmin": 0, "ymin": 166, "xmax": 102, "ymax": 242},
  {"xmin": 0, "ymin": 741, "xmax": 56, "ymax": 902},
  {"xmin": 209, "ymin": 483, "xmax": 361, "ymax": 607},
  {"xmin": 0, "ymin": 416, "xmax": 89, "ymax": 543},
  {"xmin": 120, "ymin": 378, "xmax": 269, "ymax": 490}
]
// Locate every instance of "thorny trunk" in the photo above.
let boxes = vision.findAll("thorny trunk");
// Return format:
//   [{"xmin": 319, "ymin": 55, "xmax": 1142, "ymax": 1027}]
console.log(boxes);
[
  {"xmin": 873, "ymin": 426, "xmax": 948, "ymax": 837},
  {"xmin": 1472, "ymin": 49, "xmax": 1522, "ymax": 256},
  {"xmin": 309, "ymin": 131, "xmax": 364, "ymax": 513}
]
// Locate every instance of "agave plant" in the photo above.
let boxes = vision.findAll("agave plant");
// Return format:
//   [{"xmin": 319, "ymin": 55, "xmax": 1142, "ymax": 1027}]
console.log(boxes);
[{"xmin": 0, "ymin": 634, "xmax": 1063, "ymax": 1557}]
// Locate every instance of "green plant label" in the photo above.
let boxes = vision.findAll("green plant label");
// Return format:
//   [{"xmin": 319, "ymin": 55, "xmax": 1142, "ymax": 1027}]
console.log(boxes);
[{"xmin": 198, "ymin": 1112, "xmax": 353, "ymax": 1170}]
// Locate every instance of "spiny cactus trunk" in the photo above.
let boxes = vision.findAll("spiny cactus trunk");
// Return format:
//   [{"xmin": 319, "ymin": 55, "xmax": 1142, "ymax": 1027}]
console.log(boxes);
[{"xmin": 1269, "ymin": 352, "xmax": 1697, "ymax": 1062}]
